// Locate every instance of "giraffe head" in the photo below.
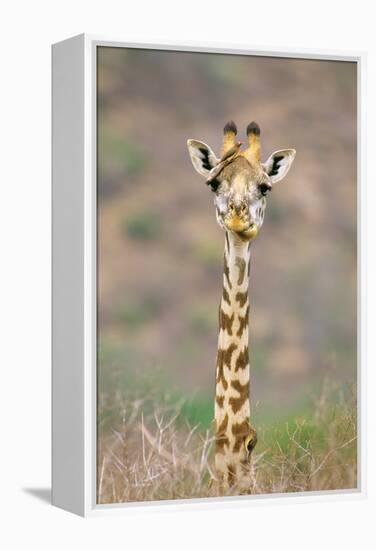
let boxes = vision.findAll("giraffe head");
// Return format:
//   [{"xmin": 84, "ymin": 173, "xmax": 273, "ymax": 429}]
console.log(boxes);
[{"xmin": 187, "ymin": 121, "xmax": 296, "ymax": 241}]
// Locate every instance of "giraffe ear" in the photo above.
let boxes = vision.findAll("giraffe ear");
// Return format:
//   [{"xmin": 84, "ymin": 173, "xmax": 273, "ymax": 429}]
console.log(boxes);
[
  {"xmin": 263, "ymin": 149, "xmax": 296, "ymax": 184},
  {"xmin": 187, "ymin": 139, "xmax": 219, "ymax": 178}
]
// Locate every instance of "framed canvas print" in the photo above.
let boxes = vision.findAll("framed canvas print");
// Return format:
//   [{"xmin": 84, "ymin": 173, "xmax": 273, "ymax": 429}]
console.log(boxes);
[{"xmin": 52, "ymin": 35, "xmax": 365, "ymax": 516}]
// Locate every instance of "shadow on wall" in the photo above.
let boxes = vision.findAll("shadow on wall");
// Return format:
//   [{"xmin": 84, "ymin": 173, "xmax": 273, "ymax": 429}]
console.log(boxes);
[{"xmin": 23, "ymin": 488, "xmax": 51, "ymax": 504}]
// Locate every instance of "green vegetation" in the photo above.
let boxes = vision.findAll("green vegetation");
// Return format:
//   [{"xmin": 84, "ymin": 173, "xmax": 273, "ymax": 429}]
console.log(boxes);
[
  {"xmin": 249, "ymin": 346, "xmax": 267, "ymax": 373},
  {"xmin": 188, "ymin": 304, "xmax": 217, "ymax": 335},
  {"xmin": 97, "ymin": 382, "xmax": 357, "ymax": 503},
  {"xmin": 191, "ymin": 240, "xmax": 220, "ymax": 270},
  {"xmin": 98, "ymin": 128, "xmax": 146, "ymax": 177},
  {"xmin": 204, "ymin": 57, "xmax": 245, "ymax": 87},
  {"xmin": 122, "ymin": 211, "xmax": 162, "ymax": 241},
  {"xmin": 180, "ymin": 394, "xmax": 213, "ymax": 429}
]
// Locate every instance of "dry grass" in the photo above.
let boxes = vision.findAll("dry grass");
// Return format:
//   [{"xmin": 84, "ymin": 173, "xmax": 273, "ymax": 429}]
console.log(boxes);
[{"xmin": 97, "ymin": 382, "xmax": 357, "ymax": 504}]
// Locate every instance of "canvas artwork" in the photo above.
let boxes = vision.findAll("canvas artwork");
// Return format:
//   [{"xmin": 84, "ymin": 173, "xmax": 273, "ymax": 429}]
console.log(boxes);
[{"xmin": 96, "ymin": 47, "xmax": 357, "ymax": 504}]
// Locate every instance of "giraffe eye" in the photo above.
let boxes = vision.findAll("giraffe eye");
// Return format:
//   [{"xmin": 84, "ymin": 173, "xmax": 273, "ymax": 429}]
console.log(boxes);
[
  {"xmin": 258, "ymin": 183, "xmax": 271, "ymax": 196},
  {"xmin": 208, "ymin": 178, "xmax": 221, "ymax": 192}
]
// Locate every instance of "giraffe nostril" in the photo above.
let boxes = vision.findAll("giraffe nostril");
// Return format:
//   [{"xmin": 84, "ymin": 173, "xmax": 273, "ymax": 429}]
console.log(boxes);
[{"xmin": 228, "ymin": 201, "xmax": 248, "ymax": 218}]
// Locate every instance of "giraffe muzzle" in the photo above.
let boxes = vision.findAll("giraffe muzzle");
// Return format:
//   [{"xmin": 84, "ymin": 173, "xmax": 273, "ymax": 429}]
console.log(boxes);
[
  {"xmin": 224, "ymin": 216, "xmax": 258, "ymax": 241},
  {"xmin": 224, "ymin": 216, "xmax": 250, "ymax": 233},
  {"xmin": 237, "ymin": 223, "xmax": 258, "ymax": 241}
]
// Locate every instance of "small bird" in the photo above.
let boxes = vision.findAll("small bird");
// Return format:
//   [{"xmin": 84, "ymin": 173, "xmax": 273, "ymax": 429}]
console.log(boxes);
[
  {"xmin": 245, "ymin": 426, "xmax": 258, "ymax": 459},
  {"xmin": 206, "ymin": 141, "xmax": 242, "ymax": 184},
  {"xmin": 220, "ymin": 141, "xmax": 242, "ymax": 162}
]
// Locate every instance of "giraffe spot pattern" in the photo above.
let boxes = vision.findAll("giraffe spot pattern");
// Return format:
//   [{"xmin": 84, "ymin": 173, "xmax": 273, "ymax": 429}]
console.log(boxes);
[
  {"xmin": 216, "ymin": 434, "xmax": 230, "ymax": 455},
  {"xmin": 232, "ymin": 419, "xmax": 251, "ymax": 453},
  {"xmin": 229, "ymin": 379, "xmax": 249, "ymax": 414},
  {"xmin": 214, "ymin": 232, "xmax": 254, "ymax": 488},
  {"xmin": 216, "ymin": 343, "xmax": 237, "ymax": 390},
  {"xmin": 235, "ymin": 290, "xmax": 248, "ymax": 307},
  {"xmin": 237, "ymin": 304, "xmax": 249, "ymax": 337},
  {"xmin": 235, "ymin": 257, "xmax": 247, "ymax": 286},
  {"xmin": 216, "ymin": 395, "xmax": 224, "ymax": 408},
  {"xmin": 235, "ymin": 346, "xmax": 249, "ymax": 372},
  {"xmin": 219, "ymin": 308, "xmax": 234, "ymax": 335},
  {"xmin": 215, "ymin": 413, "xmax": 230, "ymax": 454},
  {"xmin": 223, "ymin": 254, "xmax": 232, "ymax": 290},
  {"xmin": 222, "ymin": 287, "xmax": 231, "ymax": 306}
]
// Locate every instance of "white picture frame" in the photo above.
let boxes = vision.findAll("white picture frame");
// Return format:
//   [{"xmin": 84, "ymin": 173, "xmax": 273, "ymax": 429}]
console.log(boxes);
[{"xmin": 52, "ymin": 34, "xmax": 366, "ymax": 517}]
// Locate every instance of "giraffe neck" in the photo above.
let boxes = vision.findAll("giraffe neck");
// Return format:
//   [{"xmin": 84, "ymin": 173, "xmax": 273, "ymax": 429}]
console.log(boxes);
[{"xmin": 214, "ymin": 231, "xmax": 256, "ymax": 490}]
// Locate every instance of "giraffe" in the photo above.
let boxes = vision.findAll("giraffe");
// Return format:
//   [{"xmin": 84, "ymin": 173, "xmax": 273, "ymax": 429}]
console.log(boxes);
[{"xmin": 187, "ymin": 121, "xmax": 296, "ymax": 491}]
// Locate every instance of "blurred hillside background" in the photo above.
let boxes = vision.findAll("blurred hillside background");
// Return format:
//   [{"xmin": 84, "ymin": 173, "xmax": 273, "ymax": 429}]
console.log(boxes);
[{"xmin": 97, "ymin": 47, "xmax": 357, "ymax": 493}]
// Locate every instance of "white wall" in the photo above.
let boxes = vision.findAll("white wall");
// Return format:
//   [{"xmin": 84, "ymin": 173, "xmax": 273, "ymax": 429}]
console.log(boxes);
[{"xmin": 1, "ymin": 0, "xmax": 375, "ymax": 548}]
